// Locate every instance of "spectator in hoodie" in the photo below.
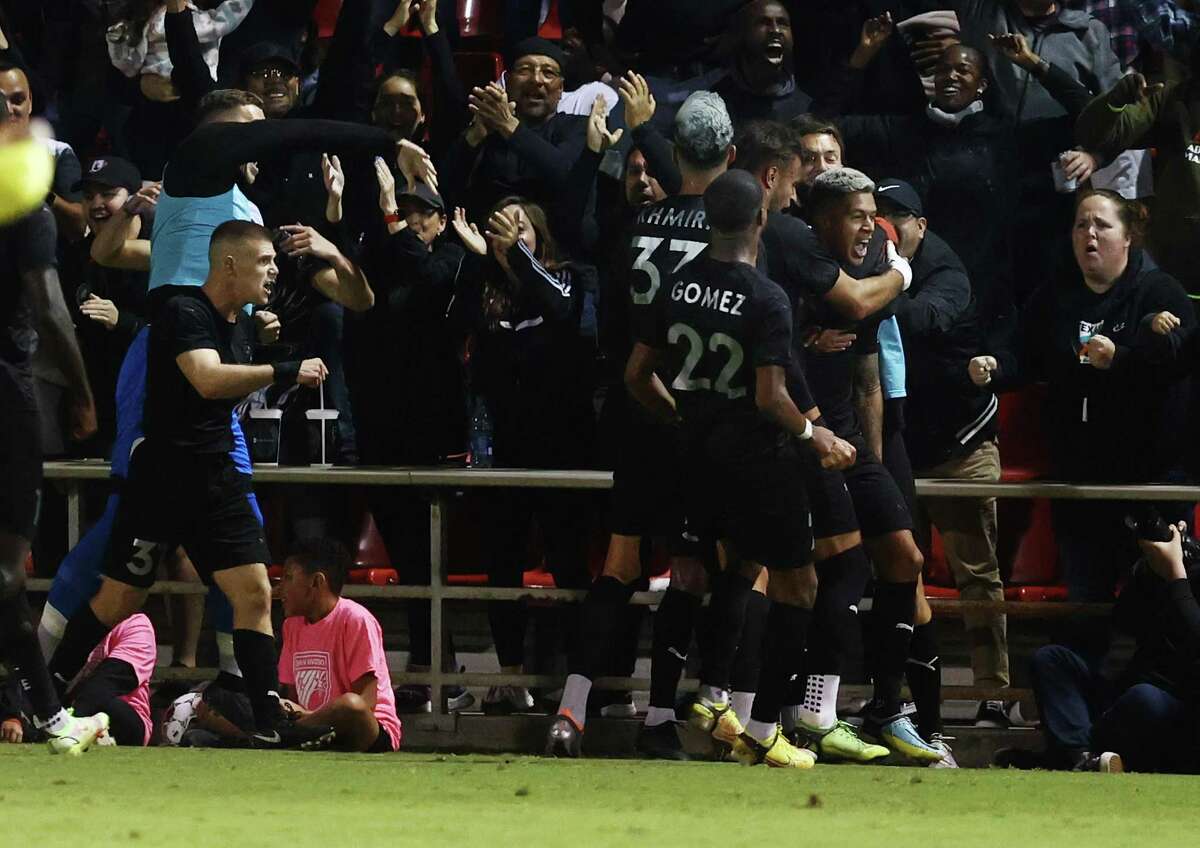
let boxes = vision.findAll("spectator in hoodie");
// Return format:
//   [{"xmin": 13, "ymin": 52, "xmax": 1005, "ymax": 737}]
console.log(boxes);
[{"xmin": 969, "ymin": 189, "xmax": 1193, "ymax": 613}]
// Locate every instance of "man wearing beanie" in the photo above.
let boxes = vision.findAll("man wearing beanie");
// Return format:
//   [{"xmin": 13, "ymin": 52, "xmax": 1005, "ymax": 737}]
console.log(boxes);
[{"xmin": 441, "ymin": 36, "xmax": 595, "ymax": 249}]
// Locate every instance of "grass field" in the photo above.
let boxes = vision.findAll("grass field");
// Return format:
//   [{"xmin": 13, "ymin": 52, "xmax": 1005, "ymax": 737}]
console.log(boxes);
[{"xmin": 4, "ymin": 746, "xmax": 1190, "ymax": 847}]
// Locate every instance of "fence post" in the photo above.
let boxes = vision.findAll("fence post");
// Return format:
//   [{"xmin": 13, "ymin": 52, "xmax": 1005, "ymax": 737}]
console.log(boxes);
[
  {"xmin": 429, "ymin": 491, "xmax": 448, "ymax": 715},
  {"xmin": 66, "ymin": 479, "xmax": 81, "ymax": 548}
]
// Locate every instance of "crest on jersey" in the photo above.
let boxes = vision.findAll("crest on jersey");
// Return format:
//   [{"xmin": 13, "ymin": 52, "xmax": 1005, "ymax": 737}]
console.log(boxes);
[{"xmin": 294, "ymin": 651, "xmax": 331, "ymax": 709}]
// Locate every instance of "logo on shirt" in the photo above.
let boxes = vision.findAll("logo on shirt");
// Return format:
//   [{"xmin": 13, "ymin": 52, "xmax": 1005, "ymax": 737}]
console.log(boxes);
[
  {"xmin": 1188, "ymin": 143, "xmax": 1200, "ymax": 165},
  {"xmin": 294, "ymin": 651, "xmax": 331, "ymax": 710}
]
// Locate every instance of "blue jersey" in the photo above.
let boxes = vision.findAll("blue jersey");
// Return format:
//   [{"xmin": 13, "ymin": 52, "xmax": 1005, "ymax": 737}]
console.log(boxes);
[{"xmin": 149, "ymin": 184, "xmax": 262, "ymax": 291}]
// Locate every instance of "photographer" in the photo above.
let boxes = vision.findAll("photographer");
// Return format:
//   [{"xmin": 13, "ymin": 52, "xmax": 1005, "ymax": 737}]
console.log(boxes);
[{"xmin": 1023, "ymin": 520, "xmax": 1200, "ymax": 774}]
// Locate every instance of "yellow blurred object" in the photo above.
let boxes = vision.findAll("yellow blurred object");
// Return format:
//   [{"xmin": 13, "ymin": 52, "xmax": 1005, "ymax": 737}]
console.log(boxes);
[{"xmin": 0, "ymin": 137, "xmax": 53, "ymax": 225}]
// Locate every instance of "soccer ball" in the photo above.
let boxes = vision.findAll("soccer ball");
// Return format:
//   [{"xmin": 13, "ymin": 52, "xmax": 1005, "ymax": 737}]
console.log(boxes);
[{"xmin": 161, "ymin": 691, "xmax": 202, "ymax": 746}]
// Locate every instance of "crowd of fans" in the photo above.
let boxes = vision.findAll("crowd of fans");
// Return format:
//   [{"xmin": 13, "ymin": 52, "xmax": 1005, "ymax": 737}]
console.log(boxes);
[{"xmin": 5, "ymin": 0, "xmax": 1200, "ymax": 769}]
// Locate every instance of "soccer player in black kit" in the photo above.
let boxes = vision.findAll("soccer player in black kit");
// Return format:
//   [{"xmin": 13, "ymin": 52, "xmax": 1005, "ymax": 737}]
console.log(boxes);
[
  {"xmin": 0, "ymin": 127, "xmax": 111, "ymax": 754},
  {"xmin": 90, "ymin": 221, "xmax": 329, "ymax": 748},
  {"xmin": 626, "ymin": 169, "xmax": 849, "ymax": 767}
]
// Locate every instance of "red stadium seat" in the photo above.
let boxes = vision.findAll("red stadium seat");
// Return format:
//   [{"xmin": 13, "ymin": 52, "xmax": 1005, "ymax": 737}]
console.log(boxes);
[
  {"xmin": 537, "ymin": 0, "xmax": 562, "ymax": 39},
  {"xmin": 313, "ymin": 0, "xmax": 343, "ymax": 39},
  {"xmin": 998, "ymin": 385, "xmax": 1051, "ymax": 481},
  {"xmin": 454, "ymin": 51, "xmax": 505, "ymax": 92},
  {"xmin": 355, "ymin": 512, "xmax": 392, "ymax": 570}
]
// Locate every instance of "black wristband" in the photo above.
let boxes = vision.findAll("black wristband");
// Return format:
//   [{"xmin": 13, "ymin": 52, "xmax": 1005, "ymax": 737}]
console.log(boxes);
[{"xmin": 273, "ymin": 360, "xmax": 301, "ymax": 386}]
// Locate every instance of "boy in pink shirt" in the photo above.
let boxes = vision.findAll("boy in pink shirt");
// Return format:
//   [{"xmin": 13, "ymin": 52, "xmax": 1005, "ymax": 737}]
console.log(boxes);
[
  {"xmin": 0, "ymin": 613, "xmax": 157, "ymax": 747},
  {"xmin": 277, "ymin": 539, "xmax": 402, "ymax": 752},
  {"xmin": 74, "ymin": 613, "xmax": 158, "ymax": 745}
]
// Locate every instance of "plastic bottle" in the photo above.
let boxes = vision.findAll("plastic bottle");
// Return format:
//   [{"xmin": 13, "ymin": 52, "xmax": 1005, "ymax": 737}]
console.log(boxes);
[{"xmin": 468, "ymin": 395, "xmax": 494, "ymax": 468}]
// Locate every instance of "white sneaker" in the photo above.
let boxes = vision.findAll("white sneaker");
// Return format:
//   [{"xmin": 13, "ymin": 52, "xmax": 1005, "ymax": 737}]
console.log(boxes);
[
  {"xmin": 46, "ymin": 711, "xmax": 110, "ymax": 756},
  {"xmin": 482, "ymin": 686, "xmax": 535, "ymax": 715},
  {"xmin": 928, "ymin": 733, "xmax": 959, "ymax": 768},
  {"xmin": 93, "ymin": 729, "xmax": 118, "ymax": 747}
]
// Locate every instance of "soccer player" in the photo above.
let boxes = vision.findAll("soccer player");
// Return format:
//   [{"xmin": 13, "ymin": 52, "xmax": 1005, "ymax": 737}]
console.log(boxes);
[
  {"xmin": 626, "ymin": 169, "xmax": 846, "ymax": 767},
  {"xmin": 799, "ymin": 167, "xmax": 942, "ymax": 763},
  {"xmin": 729, "ymin": 119, "xmax": 912, "ymax": 763},
  {"xmin": 277, "ymin": 539, "xmax": 403, "ymax": 753},
  {"xmin": 73, "ymin": 220, "xmax": 330, "ymax": 748},
  {"xmin": 44, "ymin": 88, "xmax": 416, "ymax": 683},
  {"xmin": 544, "ymin": 90, "xmax": 734, "ymax": 760},
  {"xmin": 0, "ymin": 121, "xmax": 110, "ymax": 754}
]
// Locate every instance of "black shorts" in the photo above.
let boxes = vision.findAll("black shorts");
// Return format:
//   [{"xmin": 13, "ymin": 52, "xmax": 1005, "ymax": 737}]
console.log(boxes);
[
  {"xmin": 608, "ymin": 401, "xmax": 686, "ymax": 539},
  {"xmin": 684, "ymin": 436, "xmax": 813, "ymax": 571},
  {"xmin": 103, "ymin": 439, "xmax": 270, "ymax": 588},
  {"xmin": 841, "ymin": 438, "xmax": 913, "ymax": 539},
  {"xmin": 803, "ymin": 455, "xmax": 860, "ymax": 540},
  {"xmin": 367, "ymin": 724, "xmax": 397, "ymax": 753},
  {"xmin": 0, "ymin": 375, "xmax": 41, "ymax": 540}
]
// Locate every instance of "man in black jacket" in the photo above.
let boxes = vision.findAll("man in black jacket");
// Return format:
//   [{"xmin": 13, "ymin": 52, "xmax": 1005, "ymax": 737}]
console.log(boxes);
[
  {"xmin": 876, "ymin": 178, "xmax": 1010, "ymax": 714},
  {"xmin": 441, "ymin": 36, "xmax": 593, "ymax": 249},
  {"xmin": 1024, "ymin": 521, "xmax": 1200, "ymax": 773}
]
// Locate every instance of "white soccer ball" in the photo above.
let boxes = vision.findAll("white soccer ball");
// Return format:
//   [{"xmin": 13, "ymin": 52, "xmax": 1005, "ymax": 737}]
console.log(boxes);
[{"xmin": 161, "ymin": 691, "xmax": 202, "ymax": 746}]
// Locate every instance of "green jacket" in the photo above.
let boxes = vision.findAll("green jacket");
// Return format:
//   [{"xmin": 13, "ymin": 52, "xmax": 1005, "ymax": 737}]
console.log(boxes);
[{"xmin": 1077, "ymin": 75, "xmax": 1200, "ymax": 293}]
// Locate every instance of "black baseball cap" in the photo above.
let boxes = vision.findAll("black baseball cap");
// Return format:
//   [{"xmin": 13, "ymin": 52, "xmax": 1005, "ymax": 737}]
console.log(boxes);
[
  {"xmin": 240, "ymin": 41, "xmax": 302, "ymax": 79},
  {"xmin": 72, "ymin": 156, "xmax": 141, "ymax": 194},
  {"xmin": 397, "ymin": 181, "xmax": 445, "ymax": 213},
  {"xmin": 875, "ymin": 178, "xmax": 923, "ymax": 217}
]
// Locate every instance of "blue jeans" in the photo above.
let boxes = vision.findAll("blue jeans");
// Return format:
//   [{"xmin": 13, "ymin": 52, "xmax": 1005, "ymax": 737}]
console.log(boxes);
[{"xmin": 1030, "ymin": 644, "xmax": 1198, "ymax": 773}]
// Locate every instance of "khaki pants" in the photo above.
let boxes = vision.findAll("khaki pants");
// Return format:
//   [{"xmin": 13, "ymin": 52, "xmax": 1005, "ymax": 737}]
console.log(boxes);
[{"xmin": 916, "ymin": 438, "xmax": 1009, "ymax": 688}]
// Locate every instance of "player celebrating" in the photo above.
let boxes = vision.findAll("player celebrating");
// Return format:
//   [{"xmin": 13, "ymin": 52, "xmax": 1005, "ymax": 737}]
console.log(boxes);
[
  {"xmin": 544, "ymin": 90, "xmax": 735, "ymax": 760},
  {"xmin": 0, "ymin": 116, "xmax": 109, "ymax": 754},
  {"xmin": 69, "ymin": 220, "xmax": 329, "ymax": 748},
  {"xmin": 626, "ymin": 169, "xmax": 852, "ymax": 767}
]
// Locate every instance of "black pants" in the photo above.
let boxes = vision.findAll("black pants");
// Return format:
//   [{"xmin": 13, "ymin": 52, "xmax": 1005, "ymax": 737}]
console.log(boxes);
[
  {"xmin": 70, "ymin": 658, "xmax": 144, "ymax": 746},
  {"xmin": 1030, "ymin": 644, "xmax": 1198, "ymax": 773}
]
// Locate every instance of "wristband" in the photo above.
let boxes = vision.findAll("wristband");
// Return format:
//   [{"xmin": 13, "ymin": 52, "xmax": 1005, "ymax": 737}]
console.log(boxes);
[
  {"xmin": 273, "ymin": 360, "xmax": 301, "ymax": 386},
  {"xmin": 886, "ymin": 241, "xmax": 913, "ymax": 291},
  {"xmin": 383, "ymin": 211, "xmax": 402, "ymax": 224},
  {"xmin": 797, "ymin": 417, "xmax": 814, "ymax": 441}
]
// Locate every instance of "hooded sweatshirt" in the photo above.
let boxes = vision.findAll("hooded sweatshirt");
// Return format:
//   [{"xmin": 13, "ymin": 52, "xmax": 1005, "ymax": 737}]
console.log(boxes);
[{"xmin": 994, "ymin": 248, "xmax": 1193, "ymax": 482}]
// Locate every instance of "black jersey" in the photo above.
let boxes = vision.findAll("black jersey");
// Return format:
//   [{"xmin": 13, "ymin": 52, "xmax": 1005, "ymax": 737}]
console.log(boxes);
[
  {"xmin": 621, "ymin": 194, "xmax": 711, "ymax": 364},
  {"xmin": 799, "ymin": 226, "xmax": 893, "ymax": 438},
  {"xmin": 0, "ymin": 207, "xmax": 57, "ymax": 405},
  {"xmin": 146, "ymin": 288, "xmax": 255, "ymax": 454},
  {"xmin": 637, "ymin": 255, "xmax": 793, "ymax": 454}
]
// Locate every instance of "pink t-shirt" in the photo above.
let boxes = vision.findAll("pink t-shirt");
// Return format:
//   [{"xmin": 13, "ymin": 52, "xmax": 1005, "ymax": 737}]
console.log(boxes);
[
  {"xmin": 80, "ymin": 613, "xmax": 156, "ymax": 746},
  {"xmin": 278, "ymin": 598, "xmax": 402, "ymax": 750}
]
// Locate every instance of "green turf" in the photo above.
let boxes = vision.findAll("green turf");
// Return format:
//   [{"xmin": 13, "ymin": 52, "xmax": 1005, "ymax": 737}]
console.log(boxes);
[{"xmin": 3, "ymin": 746, "xmax": 1189, "ymax": 847}]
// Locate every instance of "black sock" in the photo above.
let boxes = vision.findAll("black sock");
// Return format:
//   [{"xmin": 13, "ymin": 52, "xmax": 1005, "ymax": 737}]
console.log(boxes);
[
  {"xmin": 907, "ymin": 621, "xmax": 942, "ymax": 738},
  {"xmin": 699, "ymin": 570, "xmax": 755, "ymax": 691},
  {"xmin": 649, "ymin": 588, "xmax": 700, "ymax": 710},
  {"xmin": 790, "ymin": 548, "xmax": 870, "ymax": 706},
  {"xmin": 574, "ymin": 575, "xmax": 636, "ymax": 679},
  {"xmin": 48, "ymin": 603, "xmax": 112, "ymax": 692},
  {"xmin": 232, "ymin": 629, "xmax": 281, "ymax": 731},
  {"xmin": 730, "ymin": 591, "xmax": 770, "ymax": 694},
  {"xmin": 751, "ymin": 602, "xmax": 812, "ymax": 724},
  {"xmin": 0, "ymin": 591, "xmax": 63, "ymax": 721},
  {"xmin": 871, "ymin": 580, "xmax": 917, "ymax": 716}
]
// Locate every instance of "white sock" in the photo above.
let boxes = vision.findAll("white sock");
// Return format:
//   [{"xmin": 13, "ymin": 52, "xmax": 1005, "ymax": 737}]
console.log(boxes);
[
  {"xmin": 216, "ymin": 631, "xmax": 242, "ymax": 677},
  {"xmin": 698, "ymin": 685, "xmax": 729, "ymax": 707},
  {"xmin": 35, "ymin": 708, "xmax": 70, "ymax": 734},
  {"xmin": 644, "ymin": 706, "xmax": 676, "ymax": 727},
  {"xmin": 730, "ymin": 691, "xmax": 755, "ymax": 720},
  {"xmin": 745, "ymin": 719, "xmax": 777, "ymax": 743},
  {"xmin": 558, "ymin": 673, "xmax": 592, "ymax": 727},
  {"xmin": 37, "ymin": 602, "xmax": 67, "ymax": 662},
  {"xmin": 795, "ymin": 674, "xmax": 840, "ymax": 731}
]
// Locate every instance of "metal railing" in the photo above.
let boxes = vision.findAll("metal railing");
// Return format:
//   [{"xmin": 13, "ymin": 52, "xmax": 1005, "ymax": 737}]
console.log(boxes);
[{"xmin": 37, "ymin": 460, "xmax": 1199, "ymax": 715}]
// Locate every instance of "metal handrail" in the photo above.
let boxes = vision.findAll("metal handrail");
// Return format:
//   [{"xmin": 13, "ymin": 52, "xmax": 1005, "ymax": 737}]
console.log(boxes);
[{"xmin": 41, "ymin": 461, "xmax": 1187, "ymax": 713}]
